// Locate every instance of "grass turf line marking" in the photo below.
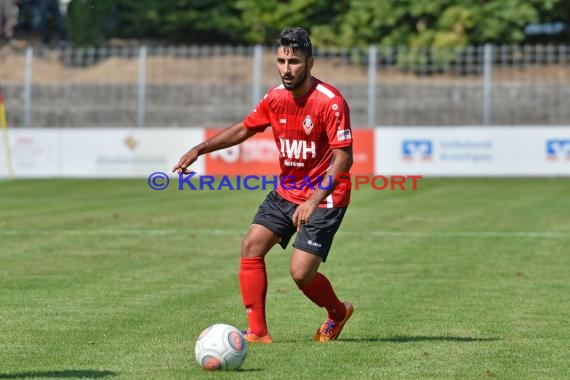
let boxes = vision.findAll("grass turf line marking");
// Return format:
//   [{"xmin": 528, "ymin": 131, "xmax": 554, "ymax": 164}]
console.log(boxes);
[{"xmin": 0, "ymin": 229, "xmax": 568, "ymax": 238}]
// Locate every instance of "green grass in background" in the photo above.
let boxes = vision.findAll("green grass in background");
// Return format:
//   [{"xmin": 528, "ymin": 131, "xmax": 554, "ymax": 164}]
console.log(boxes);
[{"xmin": 0, "ymin": 178, "xmax": 569, "ymax": 379}]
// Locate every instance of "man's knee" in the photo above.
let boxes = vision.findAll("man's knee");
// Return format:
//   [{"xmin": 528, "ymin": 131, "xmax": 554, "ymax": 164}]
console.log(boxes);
[
  {"xmin": 290, "ymin": 267, "xmax": 313, "ymax": 288},
  {"xmin": 241, "ymin": 235, "xmax": 263, "ymax": 258},
  {"xmin": 241, "ymin": 225, "xmax": 280, "ymax": 258},
  {"xmin": 290, "ymin": 249, "xmax": 322, "ymax": 288}
]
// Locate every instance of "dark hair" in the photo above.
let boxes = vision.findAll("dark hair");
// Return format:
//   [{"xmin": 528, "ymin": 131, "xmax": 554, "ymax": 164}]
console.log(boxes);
[{"xmin": 277, "ymin": 27, "xmax": 312, "ymax": 57}]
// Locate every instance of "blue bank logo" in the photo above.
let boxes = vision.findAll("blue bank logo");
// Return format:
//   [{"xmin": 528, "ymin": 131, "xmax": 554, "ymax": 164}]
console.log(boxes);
[
  {"xmin": 546, "ymin": 139, "xmax": 570, "ymax": 160},
  {"xmin": 402, "ymin": 140, "xmax": 433, "ymax": 161}
]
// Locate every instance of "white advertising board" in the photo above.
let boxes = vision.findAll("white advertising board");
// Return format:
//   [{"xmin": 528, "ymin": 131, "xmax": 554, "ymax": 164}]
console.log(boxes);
[
  {"xmin": 0, "ymin": 128, "xmax": 205, "ymax": 178},
  {"xmin": 375, "ymin": 127, "xmax": 570, "ymax": 177},
  {"xmin": 0, "ymin": 129, "xmax": 61, "ymax": 178},
  {"xmin": 3, "ymin": 127, "xmax": 569, "ymax": 178}
]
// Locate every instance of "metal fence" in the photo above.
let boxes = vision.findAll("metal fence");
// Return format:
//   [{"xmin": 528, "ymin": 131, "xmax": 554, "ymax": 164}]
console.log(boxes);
[{"xmin": 1, "ymin": 44, "xmax": 569, "ymax": 127}]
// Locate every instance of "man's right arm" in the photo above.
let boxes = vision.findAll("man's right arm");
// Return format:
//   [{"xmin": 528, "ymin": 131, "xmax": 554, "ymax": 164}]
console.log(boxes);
[{"xmin": 172, "ymin": 122, "xmax": 258, "ymax": 174}]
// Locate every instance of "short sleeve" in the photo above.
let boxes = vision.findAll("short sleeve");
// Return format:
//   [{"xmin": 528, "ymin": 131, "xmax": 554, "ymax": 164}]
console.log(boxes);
[
  {"xmin": 243, "ymin": 93, "xmax": 271, "ymax": 133},
  {"xmin": 324, "ymin": 96, "xmax": 352, "ymax": 148}
]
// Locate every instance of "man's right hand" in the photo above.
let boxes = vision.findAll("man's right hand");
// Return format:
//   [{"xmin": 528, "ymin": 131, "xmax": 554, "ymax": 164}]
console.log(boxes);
[{"xmin": 172, "ymin": 148, "xmax": 199, "ymax": 174}]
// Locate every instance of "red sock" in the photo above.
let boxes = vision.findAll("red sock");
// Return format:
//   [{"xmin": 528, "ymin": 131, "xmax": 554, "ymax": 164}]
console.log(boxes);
[
  {"xmin": 301, "ymin": 272, "xmax": 346, "ymax": 322},
  {"xmin": 238, "ymin": 257, "xmax": 268, "ymax": 336}
]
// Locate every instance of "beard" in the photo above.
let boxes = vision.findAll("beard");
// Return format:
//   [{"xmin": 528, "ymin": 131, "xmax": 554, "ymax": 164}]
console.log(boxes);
[{"xmin": 281, "ymin": 67, "xmax": 309, "ymax": 91}]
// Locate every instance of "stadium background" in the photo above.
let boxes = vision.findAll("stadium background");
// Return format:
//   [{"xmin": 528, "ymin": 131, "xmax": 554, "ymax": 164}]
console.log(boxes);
[
  {"xmin": 1, "ymin": 2, "xmax": 570, "ymax": 379},
  {"xmin": 1, "ymin": 1, "xmax": 569, "ymax": 178}
]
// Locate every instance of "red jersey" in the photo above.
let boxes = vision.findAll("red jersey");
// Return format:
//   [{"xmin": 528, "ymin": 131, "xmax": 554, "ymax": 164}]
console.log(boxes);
[{"xmin": 243, "ymin": 78, "xmax": 352, "ymax": 208}]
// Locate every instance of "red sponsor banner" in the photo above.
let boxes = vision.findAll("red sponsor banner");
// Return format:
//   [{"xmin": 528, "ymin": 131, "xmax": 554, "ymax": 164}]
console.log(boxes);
[
  {"xmin": 204, "ymin": 128, "xmax": 374, "ymax": 175},
  {"xmin": 351, "ymin": 129, "xmax": 375, "ymax": 175},
  {"xmin": 205, "ymin": 128, "xmax": 280, "ymax": 175}
]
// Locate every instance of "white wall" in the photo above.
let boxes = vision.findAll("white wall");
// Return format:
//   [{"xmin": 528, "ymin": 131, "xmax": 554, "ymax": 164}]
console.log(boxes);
[
  {"xmin": 0, "ymin": 128, "xmax": 205, "ymax": 178},
  {"xmin": 1, "ymin": 127, "xmax": 569, "ymax": 178},
  {"xmin": 374, "ymin": 127, "xmax": 570, "ymax": 177}
]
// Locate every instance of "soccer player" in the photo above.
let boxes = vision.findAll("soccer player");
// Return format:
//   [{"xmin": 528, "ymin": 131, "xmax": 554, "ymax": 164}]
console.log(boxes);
[{"xmin": 173, "ymin": 27, "xmax": 354, "ymax": 343}]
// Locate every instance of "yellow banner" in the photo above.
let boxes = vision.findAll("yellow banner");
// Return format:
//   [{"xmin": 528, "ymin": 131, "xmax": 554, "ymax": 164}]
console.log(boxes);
[{"xmin": 0, "ymin": 93, "xmax": 15, "ymax": 178}]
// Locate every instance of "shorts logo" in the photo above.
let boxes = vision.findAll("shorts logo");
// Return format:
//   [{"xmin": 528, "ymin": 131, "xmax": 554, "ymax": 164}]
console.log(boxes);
[
  {"xmin": 546, "ymin": 139, "xmax": 570, "ymax": 160},
  {"xmin": 337, "ymin": 129, "xmax": 351, "ymax": 141},
  {"xmin": 307, "ymin": 240, "xmax": 322, "ymax": 248},
  {"xmin": 402, "ymin": 140, "xmax": 433, "ymax": 161},
  {"xmin": 303, "ymin": 115, "xmax": 314, "ymax": 135}
]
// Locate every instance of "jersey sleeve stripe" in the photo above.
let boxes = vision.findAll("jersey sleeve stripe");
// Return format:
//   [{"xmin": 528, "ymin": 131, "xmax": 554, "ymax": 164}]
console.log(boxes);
[{"xmin": 316, "ymin": 84, "xmax": 335, "ymax": 99}]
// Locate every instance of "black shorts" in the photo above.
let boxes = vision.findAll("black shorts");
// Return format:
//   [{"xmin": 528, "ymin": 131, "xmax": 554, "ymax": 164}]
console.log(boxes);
[{"xmin": 252, "ymin": 191, "xmax": 347, "ymax": 262}]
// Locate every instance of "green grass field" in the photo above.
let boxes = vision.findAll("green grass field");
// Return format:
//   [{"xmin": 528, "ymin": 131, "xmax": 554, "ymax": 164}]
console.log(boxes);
[{"xmin": 1, "ymin": 178, "xmax": 569, "ymax": 379}]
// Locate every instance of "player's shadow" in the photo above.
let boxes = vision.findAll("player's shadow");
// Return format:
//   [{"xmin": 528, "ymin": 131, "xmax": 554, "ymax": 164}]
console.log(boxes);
[
  {"xmin": 0, "ymin": 370, "xmax": 117, "ymax": 379},
  {"xmin": 278, "ymin": 335, "xmax": 499, "ymax": 344},
  {"xmin": 342, "ymin": 335, "xmax": 500, "ymax": 343}
]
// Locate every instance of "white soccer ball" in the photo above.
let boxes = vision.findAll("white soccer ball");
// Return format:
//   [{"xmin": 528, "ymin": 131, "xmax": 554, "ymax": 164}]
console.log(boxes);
[{"xmin": 195, "ymin": 323, "xmax": 247, "ymax": 371}]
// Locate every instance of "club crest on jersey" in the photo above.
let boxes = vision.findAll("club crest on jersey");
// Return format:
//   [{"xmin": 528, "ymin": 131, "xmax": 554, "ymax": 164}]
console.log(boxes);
[{"xmin": 302, "ymin": 115, "xmax": 314, "ymax": 135}]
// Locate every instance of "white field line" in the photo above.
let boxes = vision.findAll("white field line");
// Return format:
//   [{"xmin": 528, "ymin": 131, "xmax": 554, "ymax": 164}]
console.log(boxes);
[{"xmin": 0, "ymin": 229, "xmax": 568, "ymax": 238}]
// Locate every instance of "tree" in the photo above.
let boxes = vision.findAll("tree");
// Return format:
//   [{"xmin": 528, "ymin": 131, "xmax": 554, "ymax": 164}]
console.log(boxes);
[
  {"xmin": 66, "ymin": 0, "xmax": 570, "ymax": 47},
  {"xmin": 67, "ymin": 0, "xmax": 115, "ymax": 46},
  {"xmin": 311, "ymin": 0, "xmax": 547, "ymax": 49},
  {"xmin": 234, "ymin": 0, "xmax": 347, "ymax": 44}
]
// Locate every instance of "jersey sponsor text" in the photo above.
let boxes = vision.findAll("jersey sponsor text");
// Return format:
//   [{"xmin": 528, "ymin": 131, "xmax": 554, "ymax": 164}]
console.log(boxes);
[{"xmin": 279, "ymin": 138, "xmax": 317, "ymax": 160}]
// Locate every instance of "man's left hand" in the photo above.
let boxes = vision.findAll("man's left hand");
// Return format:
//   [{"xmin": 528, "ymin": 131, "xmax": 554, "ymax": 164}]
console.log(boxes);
[{"xmin": 292, "ymin": 199, "xmax": 319, "ymax": 231}]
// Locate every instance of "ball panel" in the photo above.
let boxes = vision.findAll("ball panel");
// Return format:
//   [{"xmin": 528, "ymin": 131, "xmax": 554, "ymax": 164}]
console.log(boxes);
[
  {"xmin": 195, "ymin": 323, "xmax": 247, "ymax": 371},
  {"xmin": 228, "ymin": 330, "xmax": 245, "ymax": 351},
  {"xmin": 201, "ymin": 355, "xmax": 222, "ymax": 371},
  {"xmin": 222, "ymin": 349, "xmax": 246, "ymax": 370},
  {"xmin": 198, "ymin": 326, "xmax": 212, "ymax": 340}
]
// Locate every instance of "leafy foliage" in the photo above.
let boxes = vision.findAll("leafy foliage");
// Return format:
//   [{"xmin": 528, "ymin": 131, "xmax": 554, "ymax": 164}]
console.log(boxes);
[
  {"xmin": 66, "ymin": 0, "xmax": 570, "ymax": 47},
  {"xmin": 67, "ymin": 0, "xmax": 115, "ymax": 46}
]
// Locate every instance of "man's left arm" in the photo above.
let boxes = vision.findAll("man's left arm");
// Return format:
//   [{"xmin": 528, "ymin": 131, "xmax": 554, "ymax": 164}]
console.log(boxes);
[{"xmin": 292, "ymin": 146, "xmax": 353, "ymax": 230}]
